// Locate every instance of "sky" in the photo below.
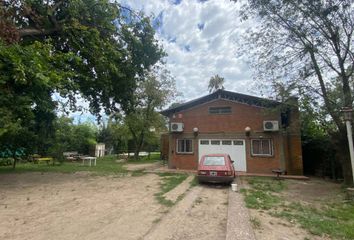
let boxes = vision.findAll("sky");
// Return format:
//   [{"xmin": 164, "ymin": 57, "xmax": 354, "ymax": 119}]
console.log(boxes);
[
  {"xmin": 122, "ymin": 0, "xmax": 254, "ymax": 101},
  {"xmin": 70, "ymin": 0, "xmax": 257, "ymax": 123}
]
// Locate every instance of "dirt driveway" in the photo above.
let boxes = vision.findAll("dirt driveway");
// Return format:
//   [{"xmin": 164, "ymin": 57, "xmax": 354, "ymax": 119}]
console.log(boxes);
[{"xmin": 0, "ymin": 172, "xmax": 228, "ymax": 240}]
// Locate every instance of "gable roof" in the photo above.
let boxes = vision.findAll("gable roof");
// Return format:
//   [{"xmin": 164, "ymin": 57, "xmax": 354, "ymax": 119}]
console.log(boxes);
[{"xmin": 160, "ymin": 89, "xmax": 281, "ymax": 116}]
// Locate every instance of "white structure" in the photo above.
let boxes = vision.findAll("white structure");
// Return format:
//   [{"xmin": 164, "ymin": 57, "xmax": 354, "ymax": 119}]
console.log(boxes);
[
  {"xmin": 95, "ymin": 143, "xmax": 105, "ymax": 157},
  {"xmin": 198, "ymin": 139, "xmax": 247, "ymax": 172}
]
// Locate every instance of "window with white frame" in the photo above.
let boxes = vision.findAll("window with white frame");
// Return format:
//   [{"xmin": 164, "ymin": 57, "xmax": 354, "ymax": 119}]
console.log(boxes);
[
  {"xmin": 251, "ymin": 139, "xmax": 273, "ymax": 156},
  {"xmin": 177, "ymin": 139, "xmax": 193, "ymax": 154}
]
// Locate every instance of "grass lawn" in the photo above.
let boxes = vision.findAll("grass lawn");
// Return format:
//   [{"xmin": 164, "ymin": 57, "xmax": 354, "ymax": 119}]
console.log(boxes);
[
  {"xmin": 126, "ymin": 152, "xmax": 163, "ymax": 164},
  {"xmin": 241, "ymin": 177, "xmax": 354, "ymax": 240},
  {"xmin": 0, "ymin": 153, "xmax": 162, "ymax": 175}
]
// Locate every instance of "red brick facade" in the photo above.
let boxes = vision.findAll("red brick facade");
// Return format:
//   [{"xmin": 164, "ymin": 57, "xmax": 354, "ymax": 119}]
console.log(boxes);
[{"xmin": 161, "ymin": 92, "xmax": 303, "ymax": 175}]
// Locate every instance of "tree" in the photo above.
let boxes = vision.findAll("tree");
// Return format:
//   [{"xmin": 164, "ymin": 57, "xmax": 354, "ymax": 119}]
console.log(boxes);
[
  {"xmin": 48, "ymin": 117, "xmax": 97, "ymax": 160},
  {"xmin": 0, "ymin": 40, "xmax": 75, "ymax": 167},
  {"xmin": 1, "ymin": 0, "xmax": 165, "ymax": 116},
  {"xmin": 97, "ymin": 116, "xmax": 130, "ymax": 154},
  {"xmin": 125, "ymin": 69, "xmax": 176, "ymax": 159},
  {"xmin": 0, "ymin": 1, "xmax": 165, "ymax": 163},
  {"xmin": 237, "ymin": 0, "xmax": 354, "ymax": 184},
  {"xmin": 208, "ymin": 74, "xmax": 225, "ymax": 93}
]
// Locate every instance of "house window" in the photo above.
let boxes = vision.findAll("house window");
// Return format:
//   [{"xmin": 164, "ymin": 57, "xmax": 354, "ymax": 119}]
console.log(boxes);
[
  {"xmin": 200, "ymin": 140, "xmax": 209, "ymax": 145},
  {"xmin": 211, "ymin": 140, "xmax": 221, "ymax": 145},
  {"xmin": 251, "ymin": 139, "xmax": 273, "ymax": 156},
  {"xmin": 177, "ymin": 139, "xmax": 193, "ymax": 154},
  {"xmin": 209, "ymin": 106, "xmax": 232, "ymax": 114},
  {"xmin": 233, "ymin": 140, "xmax": 244, "ymax": 145},
  {"xmin": 222, "ymin": 140, "xmax": 232, "ymax": 145}
]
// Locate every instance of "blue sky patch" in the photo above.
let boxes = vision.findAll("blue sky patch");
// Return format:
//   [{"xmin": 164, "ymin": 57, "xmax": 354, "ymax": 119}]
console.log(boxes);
[
  {"xmin": 152, "ymin": 11, "xmax": 164, "ymax": 32},
  {"xmin": 170, "ymin": 0, "xmax": 182, "ymax": 5},
  {"xmin": 168, "ymin": 36, "xmax": 177, "ymax": 43}
]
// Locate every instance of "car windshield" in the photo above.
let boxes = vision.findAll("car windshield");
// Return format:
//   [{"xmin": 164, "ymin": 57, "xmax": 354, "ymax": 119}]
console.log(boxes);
[{"xmin": 203, "ymin": 156, "xmax": 225, "ymax": 166}]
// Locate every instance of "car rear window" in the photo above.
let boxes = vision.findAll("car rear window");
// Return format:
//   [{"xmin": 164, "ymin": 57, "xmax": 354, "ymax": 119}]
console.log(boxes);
[{"xmin": 203, "ymin": 156, "xmax": 225, "ymax": 166}]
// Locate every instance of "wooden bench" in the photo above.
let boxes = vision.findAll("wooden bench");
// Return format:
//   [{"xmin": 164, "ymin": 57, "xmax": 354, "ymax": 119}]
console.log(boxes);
[{"xmin": 33, "ymin": 157, "xmax": 53, "ymax": 164}]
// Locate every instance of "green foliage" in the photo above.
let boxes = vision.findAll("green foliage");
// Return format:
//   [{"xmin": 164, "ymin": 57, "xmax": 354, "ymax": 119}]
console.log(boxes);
[
  {"xmin": 0, "ymin": 155, "xmax": 128, "ymax": 175},
  {"xmin": 247, "ymin": 177, "xmax": 287, "ymax": 192},
  {"xmin": 242, "ymin": 177, "xmax": 354, "ymax": 239},
  {"xmin": 238, "ymin": 0, "xmax": 354, "ymax": 184},
  {"xmin": 125, "ymin": 69, "xmax": 175, "ymax": 158},
  {"xmin": 241, "ymin": 177, "xmax": 285, "ymax": 209},
  {"xmin": 0, "ymin": 158, "xmax": 13, "ymax": 166},
  {"xmin": 97, "ymin": 118, "xmax": 131, "ymax": 154},
  {"xmin": 241, "ymin": 189, "xmax": 281, "ymax": 210},
  {"xmin": 0, "ymin": 1, "xmax": 166, "ymax": 167},
  {"xmin": 48, "ymin": 117, "xmax": 97, "ymax": 159},
  {"xmin": 0, "ymin": 40, "xmax": 76, "ymax": 163},
  {"xmin": 273, "ymin": 202, "xmax": 354, "ymax": 239},
  {"xmin": 189, "ymin": 176, "xmax": 199, "ymax": 188},
  {"xmin": 1, "ymin": 0, "xmax": 165, "ymax": 116},
  {"xmin": 127, "ymin": 152, "xmax": 161, "ymax": 163}
]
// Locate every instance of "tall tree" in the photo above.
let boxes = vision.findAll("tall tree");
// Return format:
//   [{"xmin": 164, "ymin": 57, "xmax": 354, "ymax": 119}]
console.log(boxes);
[
  {"xmin": 0, "ymin": 1, "xmax": 165, "ymax": 161},
  {"xmin": 125, "ymin": 68, "xmax": 176, "ymax": 159},
  {"xmin": 97, "ymin": 116, "xmax": 131, "ymax": 154},
  {"xmin": 0, "ymin": 0, "xmax": 165, "ymax": 116},
  {"xmin": 236, "ymin": 0, "xmax": 354, "ymax": 184},
  {"xmin": 0, "ymin": 41, "xmax": 74, "ymax": 167},
  {"xmin": 208, "ymin": 74, "xmax": 225, "ymax": 93}
]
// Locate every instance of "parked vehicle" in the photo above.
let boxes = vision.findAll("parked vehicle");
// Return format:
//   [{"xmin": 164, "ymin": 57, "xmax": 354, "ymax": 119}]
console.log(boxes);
[{"xmin": 197, "ymin": 154, "xmax": 236, "ymax": 184}]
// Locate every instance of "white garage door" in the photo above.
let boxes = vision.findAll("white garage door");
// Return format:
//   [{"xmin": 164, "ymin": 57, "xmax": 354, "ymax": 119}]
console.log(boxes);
[{"xmin": 198, "ymin": 139, "xmax": 247, "ymax": 172}]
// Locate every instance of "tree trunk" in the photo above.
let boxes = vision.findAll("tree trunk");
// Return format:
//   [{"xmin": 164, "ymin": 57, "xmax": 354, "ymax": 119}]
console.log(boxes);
[
  {"xmin": 332, "ymin": 131, "xmax": 354, "ymax": 185},
  {"xmin": 308, "ymin": 50, "xmax": 353, "ymax": 184},
  {"xmin": 12, "ymin": 155, "xmax": 17, "ymax": 169},
  {"xmin": 133, "ymin": 131, "xmax": 145, "ymax": 160},
  {"xmin": 134, "ymin": 147, "xmax": 140, "ymax": 160}
]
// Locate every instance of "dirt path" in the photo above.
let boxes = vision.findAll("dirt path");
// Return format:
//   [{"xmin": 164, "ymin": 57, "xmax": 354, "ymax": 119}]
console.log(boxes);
[
  {"xmin": 124, "ymin": 162, "xmax": 162, "ymax": 171},
  {"xmin": 144, "ymin": 184, "xmax": 228, "ymax": 240},
  {"xmin": 0, "ymin": 173, "xmax": 229, "ymax": 240},
  {"xmin": 163, "ymin": 175, "xmax": 194, "ymax": 202},
  {"xmin": 0, "ymin": 172, "xmax": 166, "ymax": 240}
]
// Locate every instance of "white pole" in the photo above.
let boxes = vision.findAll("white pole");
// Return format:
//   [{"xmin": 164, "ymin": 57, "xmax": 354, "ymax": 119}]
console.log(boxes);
[{"xmin": 345, "ymin": 120, "xmax": 354, "ymax": 183}]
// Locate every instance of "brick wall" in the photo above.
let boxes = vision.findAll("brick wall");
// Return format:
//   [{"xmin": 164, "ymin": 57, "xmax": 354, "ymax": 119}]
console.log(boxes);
[{"xmin": 166, "ymin": 99, "xmax": 303, "ymax": 174}]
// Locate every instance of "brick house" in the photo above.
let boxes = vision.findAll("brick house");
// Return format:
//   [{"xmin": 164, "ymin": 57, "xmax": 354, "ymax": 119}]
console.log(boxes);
[{"xmin": 160, "ymin": 89, "xmax": 303, "ymax": 175}]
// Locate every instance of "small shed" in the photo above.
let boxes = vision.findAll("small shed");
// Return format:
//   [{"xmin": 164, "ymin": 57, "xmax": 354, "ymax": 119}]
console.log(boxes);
[{"xmin": 94, "ymin": 143, "xmax": 105, "ymax": 157}]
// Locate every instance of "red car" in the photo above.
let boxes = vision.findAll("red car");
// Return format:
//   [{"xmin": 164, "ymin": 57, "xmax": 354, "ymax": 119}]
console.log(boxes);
[{"xmin": 197, "ymin": 154, "xmax": 236, "ymax": 184}]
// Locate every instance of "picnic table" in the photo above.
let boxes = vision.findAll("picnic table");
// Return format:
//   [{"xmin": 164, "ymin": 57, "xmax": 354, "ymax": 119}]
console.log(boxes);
[{"xmin": 80, "ymin": 156, "xmax": 97, "ymax": 166}]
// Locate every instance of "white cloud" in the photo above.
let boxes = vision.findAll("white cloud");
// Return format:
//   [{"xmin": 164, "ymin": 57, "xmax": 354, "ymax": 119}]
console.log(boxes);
[
  {"xmin": 68, "ymin": 0, "xmax": 256, "ymax": 122},
  {"xmin": 120, "ymin": 0, "xmax": 255, "ymax": 102}
]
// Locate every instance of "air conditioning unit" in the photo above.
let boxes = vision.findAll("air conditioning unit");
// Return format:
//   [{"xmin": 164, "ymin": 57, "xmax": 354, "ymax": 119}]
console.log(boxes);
[
  {"xmin": 170, "ymin": 122, "xmax": 184, "ymax": 132},
  {"xmin": 263, "ymin": 121, "xmax": 279, "ymax": 131}
]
